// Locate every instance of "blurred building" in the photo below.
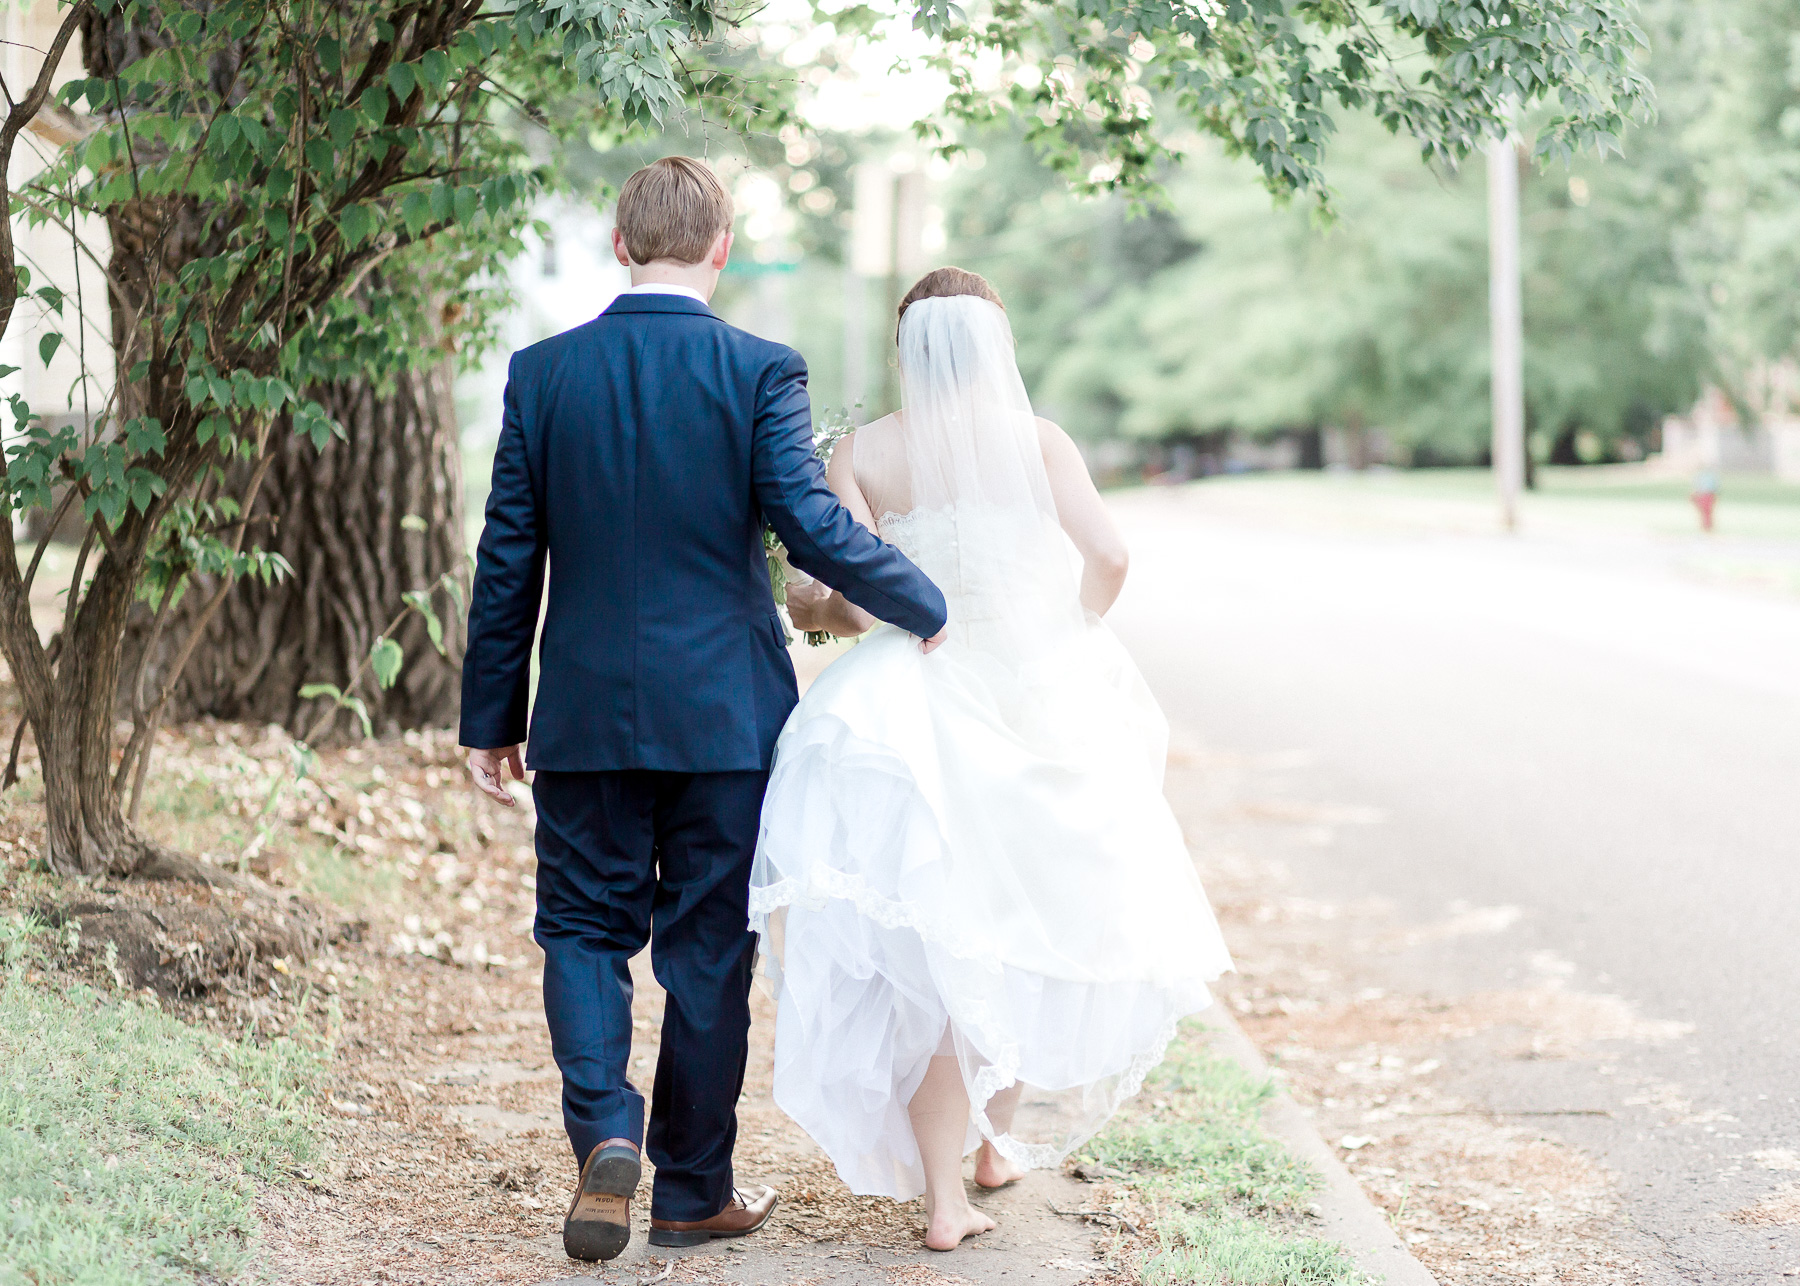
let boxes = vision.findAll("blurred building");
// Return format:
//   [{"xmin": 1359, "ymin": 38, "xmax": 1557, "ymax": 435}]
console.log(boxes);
[
  {"xmin": 1655, "ymin": 365, "xmax": 1800, "ymax": 482},
  {"xmin": 456, "ymin": 198, "xmax": 630, "ymax": 450},
  {"xmin": 1, "ymin": 2, "xmax": 115, "ymax": 474}
]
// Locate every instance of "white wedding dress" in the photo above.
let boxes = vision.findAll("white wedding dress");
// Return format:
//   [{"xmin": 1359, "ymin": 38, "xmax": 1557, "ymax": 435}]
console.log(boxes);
[{"xmin": 749, "ymin": 296, "xmax": 1232, "ymax": 1200}]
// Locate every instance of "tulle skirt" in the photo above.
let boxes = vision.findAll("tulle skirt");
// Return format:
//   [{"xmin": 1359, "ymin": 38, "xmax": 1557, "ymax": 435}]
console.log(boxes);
[{"xmin": 749, "ymin": 616, "xmax": 1232, "ymax": 1199}]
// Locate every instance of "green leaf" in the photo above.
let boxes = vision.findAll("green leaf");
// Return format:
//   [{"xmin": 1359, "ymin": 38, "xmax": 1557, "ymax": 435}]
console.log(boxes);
[
  {"xmin": 452, "ymin": 186, "xmax": 479, "ymax": 224},
  {"xmin": 125, "ymin": 417, "xmax": 167, "ymax": 456},
  {"xmin": 290, "ymin": 741, "xmax": 318, "ymax": 781},
  {"xmin": 401, "ymin": 190, "xmax": 431, "ymax": 237},
  {"xmin": 388, "ymin": 62, "xmax": 417, "ymax": 101},
  {"xmin": 209, "ymin": 114, "xmax": 241, "ymax": 154},
  {"xmin": 293, "ymin": 400, "xmax": 341, "ymax": 451},
  {"xmin": 360, "ymin": 84, "xmax": 390, "ymax": 124},
  {"xmin": 266, "ymin": 206, "xmax": 290, "ymax": 242},
  {"xmin": 402, "ymin": 588, "xmax": 445, "ymax": 654},
  {"xmin": 343, "ymin": 694, "xmax": 373, "ymax": 739},
  {"xmin": 127, "ymin": 466, "xmax": 166, "ymax": 513},
  {"xmin": 339, "ymin": 203, "xmax": 374, "ymax": 246},
  {"xmin": 370, "ymin": 636, "xmax": 404, "ymax": 689},
  {"xmin": 37, "ymin": 333, "xmax": 61, "ymax": 366},
  {"xmin": 428, "ymin": 183, "xmax": 454, "ymax": 222},
  {"xmin": 328, "ymin": 107, "xmax": 358, "ymax": 149},
  {"xmin": 34, "ymin": 286, "xmax": 64, "ymax": 315},
  {"xmin": 302, "ymin": 679, "xmax": 372, "ymax": 737},
  {"xmin": 420, "ymin": 49, "xmax": 451, "ymax": 92}
]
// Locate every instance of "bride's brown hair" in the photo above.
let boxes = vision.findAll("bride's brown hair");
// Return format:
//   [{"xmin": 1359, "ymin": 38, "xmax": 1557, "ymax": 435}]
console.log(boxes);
[{"xmin": 896, "ymin": 267, "xmax": 1004, "ymax": 339}]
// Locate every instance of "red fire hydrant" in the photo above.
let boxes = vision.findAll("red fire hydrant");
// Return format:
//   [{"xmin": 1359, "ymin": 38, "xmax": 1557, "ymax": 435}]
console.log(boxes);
[{"xmin": 1690, "ymin": 467, "xmax": 1719, "ymax": 533}]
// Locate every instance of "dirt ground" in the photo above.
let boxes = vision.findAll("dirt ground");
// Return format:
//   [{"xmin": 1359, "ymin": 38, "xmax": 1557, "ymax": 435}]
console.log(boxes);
[{"xmin": 0, "ymin": 699, "xmax": 1128, "ymax": 1286}]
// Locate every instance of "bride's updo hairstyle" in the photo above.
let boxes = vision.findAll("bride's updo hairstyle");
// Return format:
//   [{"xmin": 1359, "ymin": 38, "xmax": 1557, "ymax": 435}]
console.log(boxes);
[{"xmin": 896, "ymin": 267, "xmax": 1004, "ymax": 340}]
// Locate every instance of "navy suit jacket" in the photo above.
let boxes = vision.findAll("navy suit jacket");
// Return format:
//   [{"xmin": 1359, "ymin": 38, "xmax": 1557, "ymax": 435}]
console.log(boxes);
[{"xmin": 459, "ymin": 292, "xmax": 947, "ymax": 772}]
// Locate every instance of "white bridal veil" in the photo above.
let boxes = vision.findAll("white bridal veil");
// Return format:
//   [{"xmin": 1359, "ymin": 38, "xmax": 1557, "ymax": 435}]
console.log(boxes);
[{"xmin": 856, "ymin": 294, "xmax": 1088, "ymax": 658}]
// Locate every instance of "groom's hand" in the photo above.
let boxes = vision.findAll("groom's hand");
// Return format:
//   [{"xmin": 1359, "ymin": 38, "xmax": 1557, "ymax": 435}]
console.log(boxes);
[
  {"xmin": 920, "ymin": 626, "xmax": 948, "ymax": 655},
  {"xmin": 785, "ymin": 576, "xmax": 831, "ymax": 632},
  {"xmin": 468, "ymin": 745, "xmax": 525, "ymax": 807}
]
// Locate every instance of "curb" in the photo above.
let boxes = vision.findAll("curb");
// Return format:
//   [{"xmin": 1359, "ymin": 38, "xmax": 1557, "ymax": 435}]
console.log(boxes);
[{"xmin": 1199, "ymin": 1011, "xmax": 1440, "ymax": 1286}]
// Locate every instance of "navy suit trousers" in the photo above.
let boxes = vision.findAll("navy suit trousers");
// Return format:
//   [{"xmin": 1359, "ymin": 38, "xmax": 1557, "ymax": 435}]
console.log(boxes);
[{"xmin": 532, "ymin": 769, "xmax": 764, "ymax": 1222}]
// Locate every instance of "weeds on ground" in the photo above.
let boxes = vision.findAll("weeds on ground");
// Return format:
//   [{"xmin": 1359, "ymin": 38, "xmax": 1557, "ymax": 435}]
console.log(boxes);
[
  {"xmin": 1082, "ymin": 1025, "xmax": 1366, "ymax": 1286},
  {"xmin": 135, "ymin": 725, "xmax": 497, "ymax": 919},
  {"xmin": 0, "ymin": 915, "xmax": 332, "ymax": 1285}
]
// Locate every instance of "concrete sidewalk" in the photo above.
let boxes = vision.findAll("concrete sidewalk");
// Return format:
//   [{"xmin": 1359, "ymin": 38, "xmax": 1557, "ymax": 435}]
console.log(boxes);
[
  {"xmin": 538, "ymin": 1164, "xmax": 1105, "ymax": 1285},
  {"xmin": 535, "ymin": 1009, "xmax": 1438, "ymax": 1286}
]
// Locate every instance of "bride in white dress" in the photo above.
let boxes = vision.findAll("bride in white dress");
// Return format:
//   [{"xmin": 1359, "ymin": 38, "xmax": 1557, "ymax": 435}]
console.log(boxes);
[{"xmin": 753, "ymin": 268, "xmax": 1232, "ymax": 1250}]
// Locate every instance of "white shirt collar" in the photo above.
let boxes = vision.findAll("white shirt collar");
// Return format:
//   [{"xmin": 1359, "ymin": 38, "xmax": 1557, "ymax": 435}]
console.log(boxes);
[{"xmin": 623, "ymin": 282, "xmax": 709, "ymax": 304}]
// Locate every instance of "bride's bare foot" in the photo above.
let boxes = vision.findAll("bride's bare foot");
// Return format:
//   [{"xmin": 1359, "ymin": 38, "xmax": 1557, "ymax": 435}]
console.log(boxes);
[
  {"xmin": 973, "ymin": 1142, "xmax": 1026, "ymax": 1189},
  {"xmin": 924, "ymin": 1200, "xmax": 996, "ymax": 1251}
]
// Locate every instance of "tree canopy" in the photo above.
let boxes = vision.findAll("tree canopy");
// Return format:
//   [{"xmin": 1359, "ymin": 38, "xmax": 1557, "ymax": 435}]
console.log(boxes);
[
  {"xmin": 927, "ymin": 0, "xmax": 1653, "ymax": 206},
  {"xmin": 925, "ymin": 0, "xmax": 1800, "ymax": 463}
]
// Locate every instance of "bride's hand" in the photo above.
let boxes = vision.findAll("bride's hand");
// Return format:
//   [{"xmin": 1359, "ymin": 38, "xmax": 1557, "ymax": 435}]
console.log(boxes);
[{"xmin": 920, "ymin": 626, "xmax": 947, "ymax": 655}]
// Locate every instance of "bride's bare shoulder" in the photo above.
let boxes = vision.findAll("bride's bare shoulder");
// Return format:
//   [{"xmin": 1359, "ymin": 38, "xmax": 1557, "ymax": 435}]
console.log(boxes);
[
  {"xmin": 1035, "ymin": 416, "xmax": 1082, "ymax": 464},
  {"xmin": 835, "ymin": 413, "xmax": 902, "ymax": 469}
]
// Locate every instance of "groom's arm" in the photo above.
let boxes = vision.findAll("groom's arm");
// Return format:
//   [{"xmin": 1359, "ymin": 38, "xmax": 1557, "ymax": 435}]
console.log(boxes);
[
  {"xmin": 751, "ymin": 349, "xmax": 947, "ymax": 639},
  {"xmin": 460, "ymin": 358, "xmax": 547, "ymax": 754}
]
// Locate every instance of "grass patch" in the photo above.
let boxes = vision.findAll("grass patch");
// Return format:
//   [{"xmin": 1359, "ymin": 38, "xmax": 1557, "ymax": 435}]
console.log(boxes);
[
  {"xmin": 0, "ymin": 922, "xmax": 330, "ymax": 1285},
  {"xmin": 294, "ymin": 841, "xmax": 406, "ymax": 908},
  {"xmin": 1141, "ymin": 1210, "xmax": 1368, "ymax": 1286},
  {"xmin": 1082, "ymin": 1026, "xmax": 1366, "ymax": 1286}
]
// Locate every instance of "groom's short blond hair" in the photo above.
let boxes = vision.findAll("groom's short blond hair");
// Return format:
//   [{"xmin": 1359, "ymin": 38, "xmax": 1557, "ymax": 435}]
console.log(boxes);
[{"xmin": 615, "ymin": 157, "xmax": 735, "ymax": 266}]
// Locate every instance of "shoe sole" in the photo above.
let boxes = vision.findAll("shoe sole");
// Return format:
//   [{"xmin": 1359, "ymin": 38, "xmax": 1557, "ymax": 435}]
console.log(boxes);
[
  {"xmin": 647, "ymin": 1196, "xmax": 778, "ymax": 1247},
  {"xmin": 563, "ymin": 1146, "xmax": 642, "ymax": 1262}
]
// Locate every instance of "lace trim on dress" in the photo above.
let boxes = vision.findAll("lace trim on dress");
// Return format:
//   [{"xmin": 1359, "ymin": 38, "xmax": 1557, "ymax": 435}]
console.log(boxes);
[{"xmin": 750, "ymin": 868, "xmax": 1011, "ymax": 970}]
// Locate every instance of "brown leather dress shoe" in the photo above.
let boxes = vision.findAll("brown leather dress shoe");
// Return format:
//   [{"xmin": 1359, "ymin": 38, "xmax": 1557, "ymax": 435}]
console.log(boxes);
[
  {"xmin": 563, "ymin": 1138, "xmax": 641, "ymax": 1262},
  {"xmin": 648, "ymin": 1185, "xmax": 778, "ymax": 1247}
]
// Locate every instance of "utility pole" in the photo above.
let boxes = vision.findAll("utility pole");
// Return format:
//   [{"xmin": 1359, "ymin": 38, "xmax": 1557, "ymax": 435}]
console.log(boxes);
[
  {"xmin": 848, "ymin": 157, "xmax": 930, "ymax": 420},
  {"xmin": 846, "ymin": 163, "xmax": 891, "ymax": 420},
  {"xmin": 1487, "ymin": 123, "xmax": 1525, "ymax": 533}
]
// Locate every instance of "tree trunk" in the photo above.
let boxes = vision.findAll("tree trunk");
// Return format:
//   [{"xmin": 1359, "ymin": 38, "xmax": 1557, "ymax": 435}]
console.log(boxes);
[
  {"xmin": 132, "ymin": 361, "xmax": 467, "ymax": 741},
  {"xmin": 42, "ymin": 550, "xmax": 148, "ymax": 875}
]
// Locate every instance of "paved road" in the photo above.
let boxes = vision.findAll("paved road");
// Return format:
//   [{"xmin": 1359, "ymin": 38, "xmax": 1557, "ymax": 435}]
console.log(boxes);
[{"xmin": 1107, "ymin": 481, "xmax": 1800, "ymax": 1285}]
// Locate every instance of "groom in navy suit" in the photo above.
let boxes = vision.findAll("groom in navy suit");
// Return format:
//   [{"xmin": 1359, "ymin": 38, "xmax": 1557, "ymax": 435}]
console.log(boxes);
[{"xmin": 459, "ymin": 157, "xmax": 947, "ymax": 1261}]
